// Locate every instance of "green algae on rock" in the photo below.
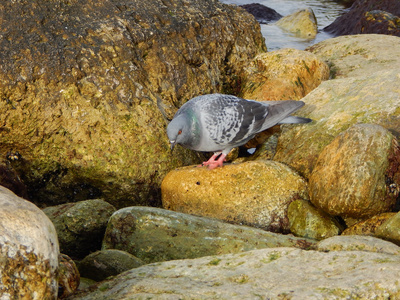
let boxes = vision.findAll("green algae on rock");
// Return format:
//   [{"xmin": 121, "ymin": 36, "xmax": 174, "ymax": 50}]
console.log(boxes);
[
  {"xmin": 316, "ymin": 235, "xmax": 400, "ymax": 256},
  {"xmin": 78, "ymin": 249, "xmax": 145, "ymax": 282},
  {"xmin": 275, "ymin": 35, "xmax": 400, "ymax": 179},
  {"xmin": 342, "ymin": 212, "xmax": 396, "ymax": 236},
  {"xmin": 376, "ymin": 212, "xmax": 400, "ymax": 246},
  {"xmin": 66, "ymin": 247, "xmax": 400, "ymax": 299},
  {"xmin": 43, "ymin": 199, "xmax": 116, "ymax": 259},
  {"xmin": 288, "ymin": 199, "xmax": 342, "ymax": 240},
  {"xmin": 274, "ymin": 70, "xmax": 400, "ymax": 178},
  {"xmin": 102, "ymin": 206, "xmax": 315, "ymax": 264},
  {"xmin": 307, "ymin": 34, "xmax": 400, "ymax": 79}
]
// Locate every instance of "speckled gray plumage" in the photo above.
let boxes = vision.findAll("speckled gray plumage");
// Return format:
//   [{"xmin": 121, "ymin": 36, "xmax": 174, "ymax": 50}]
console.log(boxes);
[{"xmin": 167, "ymin": 94, "xmax": 311, "ymax": 158}]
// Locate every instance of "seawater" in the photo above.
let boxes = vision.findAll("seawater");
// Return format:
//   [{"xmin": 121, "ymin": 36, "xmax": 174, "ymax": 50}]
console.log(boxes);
[{"xmin": 219, "ymin": 0, "xmax": 347, "ymax": 50}]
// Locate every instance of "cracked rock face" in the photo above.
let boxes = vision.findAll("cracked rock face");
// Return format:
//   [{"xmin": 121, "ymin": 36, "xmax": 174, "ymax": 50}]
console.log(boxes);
[{"xmin": 0, "ymin": 0, "xmax": 266, "ymax": 207}]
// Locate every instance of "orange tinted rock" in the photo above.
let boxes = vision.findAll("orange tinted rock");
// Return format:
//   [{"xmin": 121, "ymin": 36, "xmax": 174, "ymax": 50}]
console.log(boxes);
[
  {"xmin": 162, "ymin": 160, "xmax": 309, "ymax": 233},
  {"xmin": 241, "ymin": 48, "xmax": 329, "ymax": 101}
]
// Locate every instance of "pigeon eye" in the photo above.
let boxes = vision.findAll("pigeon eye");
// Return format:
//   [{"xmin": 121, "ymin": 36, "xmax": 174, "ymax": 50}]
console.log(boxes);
[{"xmin": 178, "ymin": 130, "xmax": 182, "ymax": 135}]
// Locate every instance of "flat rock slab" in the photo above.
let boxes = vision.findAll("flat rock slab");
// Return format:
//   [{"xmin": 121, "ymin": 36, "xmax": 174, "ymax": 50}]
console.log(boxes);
[{"xmin": 69, "ymin": 247, "xmax": 400, "ymax": 299}]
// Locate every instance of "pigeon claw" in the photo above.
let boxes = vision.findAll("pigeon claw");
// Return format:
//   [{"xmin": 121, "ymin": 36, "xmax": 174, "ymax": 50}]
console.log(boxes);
[{"xmin": 200, "ymin": 153, "xmax": 227, "ymax": 169}]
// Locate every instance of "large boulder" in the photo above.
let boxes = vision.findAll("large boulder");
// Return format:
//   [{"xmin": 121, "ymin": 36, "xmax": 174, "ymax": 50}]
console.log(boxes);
[
  {"xmin": 102, "ymin": 206, "xmax": 316, "ymax": 264},
  {"xmin": 274, "ymin": 35, "xmax": 400, "ymax": 178},
  {"xmin": 0, "ymin": 0, "xmax": 266, "ymax": 208},
  {"xmin": 0, "ymin": 186, "xmax": 59, "ymax": 299},
  {"xmin": 67, "ymin": 246, "xmax": 400, "ymax": 299},
  {"xmin": 309, "ymin": 124, "xmax": 400, "ymax": 220},
  {"xmin": 161, "ymin": 160, "xmax": 309, "ymax": 232}
]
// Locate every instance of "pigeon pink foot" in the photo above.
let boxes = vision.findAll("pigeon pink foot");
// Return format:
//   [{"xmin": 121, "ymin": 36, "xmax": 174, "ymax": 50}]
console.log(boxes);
[{"xmin": 200, "ymin": 153, "xmax": 227, "ymax": 169}]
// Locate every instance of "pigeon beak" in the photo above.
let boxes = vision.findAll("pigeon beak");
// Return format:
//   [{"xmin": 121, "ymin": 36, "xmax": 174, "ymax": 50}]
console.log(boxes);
[{"xmin": 170, "ymin": 140, "xmax": 176, "ymax": 152}]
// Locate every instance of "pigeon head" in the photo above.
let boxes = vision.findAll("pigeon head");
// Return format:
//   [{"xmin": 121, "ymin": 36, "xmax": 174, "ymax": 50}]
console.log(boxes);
[{"xmin": 167, "ymin": 114, "xmax": 191, "ymax": 151}]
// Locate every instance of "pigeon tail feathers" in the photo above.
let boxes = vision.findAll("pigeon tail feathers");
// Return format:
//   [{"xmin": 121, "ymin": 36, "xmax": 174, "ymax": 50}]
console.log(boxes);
[
  {"xmin": 258, "ymin": 100, "xmax": 306, "ymax": 131},
  {"xmin": 278, "ymin": 116, "xmax": 312, "ymax": 124}
]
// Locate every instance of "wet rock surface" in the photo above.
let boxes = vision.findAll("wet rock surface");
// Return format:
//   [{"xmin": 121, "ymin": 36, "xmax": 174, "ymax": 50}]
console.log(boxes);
[
  {"xmin": 288, "ymin": 199, "xmax": 342, "ymax": 240},
  {"xmin": 376, "ymin": 212, "xmax": 400, "ymax": 246},
  {"xmin": 342, "ymin": 212, "xmax": 396, "ymax": 236},
  {"xmin": 58, "ymin": 254, "xmax": 80, "ymax": 299},
  {"xmin": 78, "ymin": 249, "xmax": 145, "ymax": 282}
]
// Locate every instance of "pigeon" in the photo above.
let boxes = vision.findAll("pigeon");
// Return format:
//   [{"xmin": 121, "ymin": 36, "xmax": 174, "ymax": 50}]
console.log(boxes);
[{"xmin": 167, "ymin": 93, "xmax": 311, "ymax": 169}]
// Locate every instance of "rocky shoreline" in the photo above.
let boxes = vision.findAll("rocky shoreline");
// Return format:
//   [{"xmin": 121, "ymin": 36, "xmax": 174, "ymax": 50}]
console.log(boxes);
[{"xmin": 1, "ymin": 0, "xmax": 400, "ymax": 298}]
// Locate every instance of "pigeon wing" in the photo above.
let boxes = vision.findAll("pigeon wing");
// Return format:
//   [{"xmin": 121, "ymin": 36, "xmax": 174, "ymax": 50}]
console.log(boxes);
[{"xmin": 200, "ymin": 96, "xmax": 269, "ymax": 147}]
